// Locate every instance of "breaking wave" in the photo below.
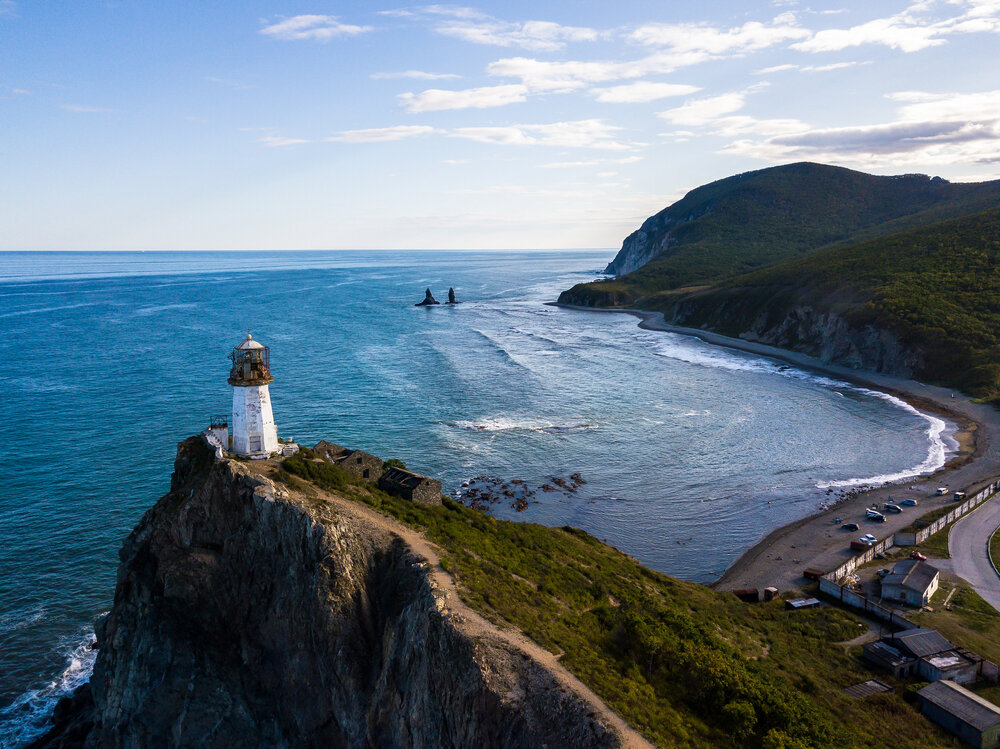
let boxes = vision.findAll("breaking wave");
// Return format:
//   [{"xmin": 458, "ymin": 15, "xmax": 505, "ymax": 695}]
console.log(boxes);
[
  {"xmin": 0, "ymin": 622, "xmax": 101, "ymax": 749},
  {"xmin": 448, "ymin": 417, "xmax": 598, "ymax": 435},
  {"xmin": 646, "ymin": 331, "xmax": 955, "ymax": 491}
]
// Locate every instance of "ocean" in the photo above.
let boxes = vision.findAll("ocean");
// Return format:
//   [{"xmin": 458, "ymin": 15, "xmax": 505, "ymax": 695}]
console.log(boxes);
[{"xmin": 0, "ymin": 250, "xmax": 952, "ymax": 745}]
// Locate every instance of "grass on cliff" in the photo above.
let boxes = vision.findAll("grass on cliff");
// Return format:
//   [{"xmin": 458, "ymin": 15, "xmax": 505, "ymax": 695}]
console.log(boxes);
[{"xmin": 280, "ymin": 451, "xmax": 960, "ymax": 749}]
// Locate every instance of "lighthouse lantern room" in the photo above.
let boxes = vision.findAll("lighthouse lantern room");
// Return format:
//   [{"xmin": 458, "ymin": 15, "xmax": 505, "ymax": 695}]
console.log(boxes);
[{"xmin": 229, "ymin": 333, "xmax": 279, "ymax": 456}]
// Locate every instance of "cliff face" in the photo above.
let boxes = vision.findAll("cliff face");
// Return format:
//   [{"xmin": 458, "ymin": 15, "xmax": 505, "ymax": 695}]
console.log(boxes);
[
  {"xmin": 604, "ymin": 211, "xmax": 685, "ymax": 277},
  {"xmin": 663, "ymin": 291, "xmax": 924, "ymax": 377},
  {"xmin": 36, "ymin": 438, "xmax": 621, "ymax": 749}
]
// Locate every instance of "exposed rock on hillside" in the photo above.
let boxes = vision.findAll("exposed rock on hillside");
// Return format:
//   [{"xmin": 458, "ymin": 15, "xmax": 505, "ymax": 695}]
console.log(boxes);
[
  {"xmin": 664, "ymin": 294, "xmax": 923, "ymax": 377},
  {"xmin": 31, "ymin": 438, "xmax": 626, "ymax": 748}
]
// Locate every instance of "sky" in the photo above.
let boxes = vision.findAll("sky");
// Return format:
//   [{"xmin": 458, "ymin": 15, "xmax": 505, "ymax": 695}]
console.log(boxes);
[{"xmin": 2, "ymin": 1, "xmax": 999, "ymax": 250}]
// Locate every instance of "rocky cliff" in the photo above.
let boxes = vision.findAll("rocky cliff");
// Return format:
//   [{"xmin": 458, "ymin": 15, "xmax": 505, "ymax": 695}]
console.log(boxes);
[
  {"xmin": 32, "ymin": 438, "xmax": 625, "ymax": 748},
  {"xmin": 661, "ymin": 289, "xmax": 924, "ymax": 377},
  {"xmin": 604, "ymin": 211, "xmax": 689, "ymax": 277}
]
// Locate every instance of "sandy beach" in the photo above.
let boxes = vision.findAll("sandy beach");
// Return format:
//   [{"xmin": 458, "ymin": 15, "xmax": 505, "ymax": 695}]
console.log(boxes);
[{"xmin": 555, "ymin": 304, "xmax": 1000, "ymax": 593}]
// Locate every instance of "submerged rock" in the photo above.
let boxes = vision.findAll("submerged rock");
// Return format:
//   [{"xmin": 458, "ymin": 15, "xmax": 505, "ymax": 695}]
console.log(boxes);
[{"xmin": 415, "ymin": 288, "xmax": 440, "ymax": 306}]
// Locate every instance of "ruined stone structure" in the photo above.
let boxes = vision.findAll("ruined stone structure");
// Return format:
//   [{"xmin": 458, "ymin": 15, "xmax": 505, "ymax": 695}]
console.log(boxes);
[
  {"xmin": 314, "ymin": 441, "xmax": 384, "ymax": 481},
  {"xmin": 379, "ymin": 466, "xmax": 443, "ymax": 505}
]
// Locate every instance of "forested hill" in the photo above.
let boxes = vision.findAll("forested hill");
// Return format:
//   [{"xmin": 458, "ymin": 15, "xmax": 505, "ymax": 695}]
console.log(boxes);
[
  {"xmin": 561, "ymin": 163, "xmax": 1000, "ymax": 306},
  {"xmin": 641, "ymin": 207, "xmax": 1000, "ymax": 404}
]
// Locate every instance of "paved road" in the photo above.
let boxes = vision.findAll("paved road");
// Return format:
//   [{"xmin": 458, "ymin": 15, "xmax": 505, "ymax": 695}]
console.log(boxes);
[{"xmin": 950, "ymin": 496, "xmax": 1000, "ymax": 611}]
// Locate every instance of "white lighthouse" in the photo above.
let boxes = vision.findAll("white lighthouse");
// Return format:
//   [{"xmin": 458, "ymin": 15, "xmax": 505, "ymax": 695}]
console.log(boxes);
[{"xmin": 229, "ymin": 333, "xmax": 279, "ymax": 456}]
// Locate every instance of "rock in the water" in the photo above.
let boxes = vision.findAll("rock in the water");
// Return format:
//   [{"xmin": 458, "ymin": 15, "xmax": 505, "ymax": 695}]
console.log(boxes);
[
  {"xmin": 447, "ymin": 287, "xmax": 458, "ymax": 304},
  {"xmin": 415, "ymin": 288, "xmax": 440, "ymax": 306}
]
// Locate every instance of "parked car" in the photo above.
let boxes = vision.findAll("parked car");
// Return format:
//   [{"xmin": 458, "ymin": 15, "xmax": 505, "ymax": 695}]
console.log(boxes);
[
  {"xmin": 936, "ymin": 487, "xmax": 949, "ymax": 495},
  {"xmin": 842, "ymin": 522, "xmax": 860, "ymax": 531},
  {"xmin": 900, "ymin": 498, "xmax": 918, "ymax": 507},
  {"xmin": 954, "ymin": 491, "xmax": 967, "ymax": 501},
  {"xmin": 859, "ymin": 534, "xmax": 877, "ymax": 545},
  {"xmin": 884, "ymin": 503, "xmax": 903, "ymax": 513},
  {"xmin": 910, "ymin": 550, "xmax": 927, "ymax": 560},
  {"xmin": 877, "ymin": 568, "xmax": 890, "ymax": 578}
]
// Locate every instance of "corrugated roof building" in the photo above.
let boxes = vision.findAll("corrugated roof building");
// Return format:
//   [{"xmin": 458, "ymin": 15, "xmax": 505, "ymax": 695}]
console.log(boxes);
[
  {"xmin": 881, "ymin": 560, "xmax": 939, "ymax": 606},
  {"xmin": 918, "ymin": 680, "xmax": 1000, "ymax": 748}
]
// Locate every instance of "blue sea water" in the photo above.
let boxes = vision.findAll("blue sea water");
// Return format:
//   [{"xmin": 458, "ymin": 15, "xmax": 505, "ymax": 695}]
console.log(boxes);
[{"xmin": 0, "ymin": 250, "xmax": 952, "ymax": 745}]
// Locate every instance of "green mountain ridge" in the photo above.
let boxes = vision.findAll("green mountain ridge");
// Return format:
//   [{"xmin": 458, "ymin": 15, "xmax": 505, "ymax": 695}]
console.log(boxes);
[
  {"xmin": 559, "ymin": 163, "xmax": 1000, "ymax": 402},
  {"xmin": 564, "ymin": 162, "xmax": 1000, "ymax": 304}
]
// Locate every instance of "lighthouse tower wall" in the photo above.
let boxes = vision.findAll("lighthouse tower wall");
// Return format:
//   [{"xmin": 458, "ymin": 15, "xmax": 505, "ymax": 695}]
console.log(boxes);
[{"xmin": 232, "ymin": 384, "xmax": 279, "ymax": 455}]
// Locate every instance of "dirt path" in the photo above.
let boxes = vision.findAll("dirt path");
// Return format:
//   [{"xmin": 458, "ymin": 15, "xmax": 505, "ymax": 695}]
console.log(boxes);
[{"xmin": 317, "ymin": 489, "xmax": 654, "ymax": 749}]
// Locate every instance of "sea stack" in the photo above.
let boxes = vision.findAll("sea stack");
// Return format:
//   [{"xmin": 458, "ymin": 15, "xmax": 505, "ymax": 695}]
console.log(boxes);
[
  {"xmin": 447, "ymin": 287, "xmax": 457, "ymax": 304},
  {"xmin": 415, "ymin": 288, "xmax": 440, "ymax": 306}
]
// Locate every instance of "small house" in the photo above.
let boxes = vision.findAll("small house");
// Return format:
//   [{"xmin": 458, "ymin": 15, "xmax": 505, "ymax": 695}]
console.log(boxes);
[
  {"xmin": 881, "ymin": 559, "xmax": 939, "ymax": 606},
  {"xmin": 888, "ymin": 628, "xmax": 954, "ymax": 659},
  {"xmin": 918, "ymin": 680, "xmax": 1000, "ymax": 748},
  {"xmin": 921, "ymin": 650, "xmax": 982, "ymax": 685},
  {"xmin": 862, "ymin": 641, "xmax": 917, "ymax": 678},
  {"xmin": 314, "ymin": 441, "xmax": 384, "ymax": 481},
  {"xmin": 379, "ymin": 466, "xmax": 443, "ymax": 506}
]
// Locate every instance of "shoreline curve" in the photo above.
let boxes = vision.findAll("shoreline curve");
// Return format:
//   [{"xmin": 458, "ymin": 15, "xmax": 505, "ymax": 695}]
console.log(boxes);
[{"xmin": 549, "ymin": 302, "xmax": 1000, "ymax": 592}]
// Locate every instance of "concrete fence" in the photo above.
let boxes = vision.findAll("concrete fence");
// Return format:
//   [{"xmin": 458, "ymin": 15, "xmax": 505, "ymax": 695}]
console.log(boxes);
[
  {"xmin": 828, "ymin": 535, "xmax": 897, "ymax": 582},
  {"xmin": 895, "ymin": 481, "xmax": 1000, "ymax": 546},
  {"xmin": 818, "ymin": 575, "xmax": 915, "ymax": 628},
  {"xmin": 818, "ymin": 480, "xmax": 1000, "ymax": 628}
]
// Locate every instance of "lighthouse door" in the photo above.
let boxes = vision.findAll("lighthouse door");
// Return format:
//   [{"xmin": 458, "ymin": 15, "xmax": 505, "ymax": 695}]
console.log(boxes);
[{"xmin": 249, "ymin": 435, "xmax": 262, "ymax": 452}]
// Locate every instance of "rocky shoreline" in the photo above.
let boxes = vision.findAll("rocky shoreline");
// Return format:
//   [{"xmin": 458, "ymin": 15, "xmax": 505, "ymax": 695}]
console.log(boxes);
[{"xmin": 551, "ymin": 303, "xmax": 1000, "ymax": 592}]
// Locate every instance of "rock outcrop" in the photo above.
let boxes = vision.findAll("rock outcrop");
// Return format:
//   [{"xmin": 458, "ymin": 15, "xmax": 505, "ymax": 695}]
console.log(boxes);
[
  {"xmin": 32, "ymin": 438, "xmax": 624, "ymax": 748},
  {"xmin": 415, "ymin": 288, "xmax": 440, "ymax": 306},
  {"xmin": 447, "ymin": 287, "xmax": 457, "ymax": 304},
  {"xmin": 663, "ymin": 291, "xmax": 924, "ymax": 377},
  {"xmin": 604, "ymin": 211, "xmax": 689, "ymax": 277}
]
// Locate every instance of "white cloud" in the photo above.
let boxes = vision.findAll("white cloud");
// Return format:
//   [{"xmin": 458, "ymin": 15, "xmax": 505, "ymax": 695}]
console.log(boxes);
[
  {"xmin": 754, "ymin": 64, "xmax": 798, "ymax": 74},
  {"xmin": 434, "ymin": 19, "xmax": 600, "ymax": 51},
  {"xmin": 450, "ymin": 119, "xmax": 631, "ymax": 150},
  {"xmin": 629, "ymin": 18, "xmax": 810, "ymax": 54},
  {"xmin": 658, "ymin": 93, "xmax": 748, "ymax": 126},
  {"xmin": 721, "ymin": 88, "xmax": 1000, "ymax": 167},
  {"xmin": 370, "ymin": 70, "xmax": 461, "ymax": 80},
  {"xmin": 327, "ymin": 125, "xmax": 438, "ymax": 143},
  {"xmin": 592, "ymin": 81, "xmax": 701, "ymax": 103},
  {"xmin": 481, "ymin": 15, "xmax": 815, "ymax": 92},
  {"xmin": 12, "ymin": 88, "xmax": 30, "ymax": 95},
  {"xmin": 258, "ymin": 135, "xmax": 310, "ymax": 147},
  {"xmin": 398, "ymin": 84, "xmax": 528, "ymax": 112},
  {"xmin": 386, "ymin": 6, "xmax": 600, "ymax": 50},
  {"xmin": 792, "ymin": 1, "xmax": 1000, "ymax": 53},
  {"xmin": 654, "ymin": 85, "xmax": 808, "ymax": 138},
  {"xmin": 754, "ymin": 61, "xmax": 869, "ymax": 74},
  {"xmin": 260, "ymin": 15, "xmax": 371, "ymax": 41}
]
